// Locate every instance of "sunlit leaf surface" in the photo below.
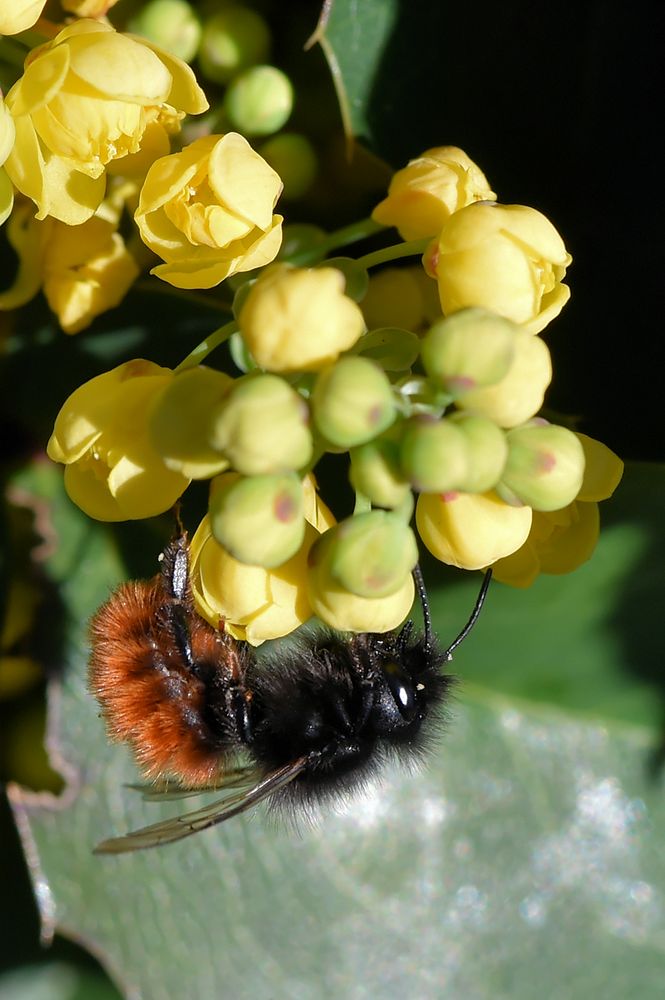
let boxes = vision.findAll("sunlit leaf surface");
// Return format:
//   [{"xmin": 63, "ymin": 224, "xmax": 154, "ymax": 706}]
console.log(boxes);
[{"xmin": 9, "ymin": 462, "xmax": 665, "ymax": 999}]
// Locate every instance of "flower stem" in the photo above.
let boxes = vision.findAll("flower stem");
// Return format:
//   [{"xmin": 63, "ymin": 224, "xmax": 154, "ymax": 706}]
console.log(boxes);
[
  {"xmin": 289, "ymin": 217, "xmax": 386, "ymax": 266},
  {"xmin": 175, "ymin": 320, "xmax": 238, "ymax": 373},
  {"xmin": 356, "ymin": 237, "xmax": 430, "ymax": 271}
]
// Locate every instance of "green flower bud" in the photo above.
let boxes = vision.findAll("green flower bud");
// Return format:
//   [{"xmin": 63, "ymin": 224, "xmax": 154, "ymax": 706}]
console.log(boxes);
[
  {"xmin": 278, "ymin": 224, "xmax": 327, "ymax": 260},
  {"xmin": 150, "ymin": 366, "xmax": 233, "ymax": 479},
  {"xmin": 224, "ymin": 65, "xmax": 293, "ymax": 137},
  {"xmin": 421, "ymin": 308, "xmax": 518, "ymax": 397},
  {"xmin": 449, "ymin": 413, "xmax": 508, "ymax": 493},
  {"xmin": 209, "ymin": 472, "xmax": 305, "ymax": 567},
  {"xmin": 210, "ymin": 373, "xmax": 312, "ymax": 475},
  {"xmin": 497, "ymin": 421, "xmax": 585, "ymax": 511},
  {"xmin": 400, "ymin": 416, "xmax": 469, "ymax": 493},
  {"xmin": 352, "ymin": 327, "xmax": 421, "ymax": 372},
  {"xmin": 350, "ymin": 436, "xmax": 411, "ymax": 509},
  {"xmin": 198, "ymin": 7, "xmax": 270, "ymax": 84},
  {"xmin": 323, "ymin": 511, "xmax": 418, "ymax": 599},
  {"xmin": 129, "ymin": 0, "xmax": 201, "ymax": 62},
  {"xmin": 260, "ymin": 133, "xmax": 318, "ymax": 200},
  {"xmin": 312, "ymin": 356, "xmax": 396, "ymax": 448}
]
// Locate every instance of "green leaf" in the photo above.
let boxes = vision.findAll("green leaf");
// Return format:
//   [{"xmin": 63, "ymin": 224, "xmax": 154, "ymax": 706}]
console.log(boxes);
[
  {"xmin": 8, "ymin": 462, "xmax": 665, "ymax": 998},
  {"xmin": 313, "ymin": 0, "xmax": 398, "ymax": 143}
]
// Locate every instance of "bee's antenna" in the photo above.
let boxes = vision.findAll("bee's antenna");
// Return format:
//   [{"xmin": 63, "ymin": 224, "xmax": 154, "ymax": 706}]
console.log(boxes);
[
  {"xmin": 443, "ymin": 569, "xmax": 493, "ymax": 660},
  {"xmin": 412, "ymin": 564, "xmax": 433, "ymax": 650}
]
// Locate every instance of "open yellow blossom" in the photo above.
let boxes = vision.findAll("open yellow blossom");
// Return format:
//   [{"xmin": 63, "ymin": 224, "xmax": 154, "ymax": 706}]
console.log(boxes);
[
  {"xmin": 238, "ymin": 264, "xmax": 365, "ymax": 372},
  {"xmin": 0, "ymin": 201, "xmax": 138, "ymax": 332},
  {"xmin": 492, "ymin": 434, "xmax": 624, "ymax": 586},
  {"xmin": 0, "ymin": 1, "xmax": 47, "ymax": 34},
  {"xmin": 135, "ymin": 132, "xmax": 283, "ymax": 288},
  {"xmin": 429, "ymin": 202, "xmax": 571, "ymax": 335},
  {"xmin": 189, "ymin": 474, "xmax": 335, "ymax": 644},
  {"xmin": 0, "ymin": 96, "xmax": 15, "ymax": 226},
  {"xmin": 4, "ymin": 19, "xmax": 207, "ymax": 224},
  {"xmin": 372, "ymin": 146, "xmax": 496, "ymax": 240},
  {"xmin": 47, "ymin": 360, "xmax": 189, "ymax": 520},
  {"xmin": 416, "ymin": 490, "xmax": 533, "ymax": 570}
]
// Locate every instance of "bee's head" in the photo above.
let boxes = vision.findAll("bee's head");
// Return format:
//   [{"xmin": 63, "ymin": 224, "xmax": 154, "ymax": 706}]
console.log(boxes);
[{"xmin": 246, "ymin": 625, "xmax": 451, "ymax": 808}]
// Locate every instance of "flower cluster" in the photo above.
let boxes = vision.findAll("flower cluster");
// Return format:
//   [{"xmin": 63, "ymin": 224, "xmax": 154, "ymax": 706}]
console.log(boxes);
[{"xmin": 2, "ymin": 3, "xmax": 622, "ymax": 644}]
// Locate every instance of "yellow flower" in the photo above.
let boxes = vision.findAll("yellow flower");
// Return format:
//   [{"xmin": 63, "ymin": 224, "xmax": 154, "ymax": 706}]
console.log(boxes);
[
  {"xmin": 135, "ymin": 132, "xmax": 283, "ymax": 289},
  {"xmin": 455, "ymin": 328, "xmax": 552, "ymax": 427},
  {"xmin": 4, "ymin": 19, "xmax": 207, "ymax": 224},
  {"xmin": 0, "ymin": 1, "xmax": 47, "ymax": 34},
  {"xmin": 0, "ymin": 96, "xmax": 15, "ymax": 226},
  {"xmin": 61, "ymin": 0, "xmax": 120, "ymax": 15},
  {"xmin": 307, "ymin": 525, "xmax": 415, "ymax": 633},
  {"xmin": 0, "ymin": 200, "xmax": 138, "ymax": 332},
  {"xmin": 189, "ymin": 474, "xmax": 335, "ymax": 645},
  {"xmin": 238, "ymin": 263, "xmax": 365, "ymax": 372},
  {"xmin": 430, "ymin": 202, "xmax": 571, "ymax": 335},
  {"xmin": 416, "ymin": 490, "xmax": 533, "ymax": 570},
  {"xmin": 47, "ymin": 359, "xmax": 189, "ymax": 520},
  {"xmin": 372, "ymin": 146, "xmax": 496, "ymax": 240},
  {"xmin": 492, "ymin": 434, "xmax": 624, "ymax": 586}
]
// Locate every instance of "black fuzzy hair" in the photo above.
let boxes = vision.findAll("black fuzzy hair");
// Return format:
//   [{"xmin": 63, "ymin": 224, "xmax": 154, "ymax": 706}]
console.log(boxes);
[{"xmin": 245, "ymin": 624, "xmax": 453, "ymax": 811}]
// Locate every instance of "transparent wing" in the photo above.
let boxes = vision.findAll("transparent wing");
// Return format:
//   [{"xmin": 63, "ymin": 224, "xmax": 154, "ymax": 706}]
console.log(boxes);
[
  {"xmin": 126, "ymin": 766, "xmax": 258, "ymax": 802},
  {"xmin": 94, "ymin": 757, "xmax": 308, "ymax": 854}
]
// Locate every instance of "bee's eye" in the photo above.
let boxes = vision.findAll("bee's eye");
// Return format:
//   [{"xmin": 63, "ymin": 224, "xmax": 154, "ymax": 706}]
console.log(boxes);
[{"xmin": 383, "ymin": 662, "xmax": 418, "ymax": 721}]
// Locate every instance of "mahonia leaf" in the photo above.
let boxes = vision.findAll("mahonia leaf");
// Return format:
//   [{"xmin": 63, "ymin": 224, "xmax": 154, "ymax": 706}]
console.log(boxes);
[
  {"xmin": 8, "ymin": 462, "xmax": 665, "ymax": 999},
  {"xmin": 311, "ymin": 0, "xmax": 398, "ymax": 143}
]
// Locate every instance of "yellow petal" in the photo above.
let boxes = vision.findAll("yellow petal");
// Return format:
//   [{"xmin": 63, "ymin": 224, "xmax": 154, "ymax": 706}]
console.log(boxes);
[
  {"xmin": 208, "ymin": 133, "xmax": 283, "ymax": 230},
  {"xmin": 575, "ymin": 434, "xmax": 624, "ymax": 502},
  {"xmin": 6, "ymin": 44, "xmax": 70, "ymax": 118}
]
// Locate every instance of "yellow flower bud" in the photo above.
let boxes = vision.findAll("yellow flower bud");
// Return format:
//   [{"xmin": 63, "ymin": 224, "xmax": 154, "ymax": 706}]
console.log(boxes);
[
  {"xmin": 238, "ymin": 264, "xmax": 365, "ymax": 372},
  {"xmin": 4, "ymin": 20, "xmax": 208, "ymax": 224},
  {"xmin": 210, "ymin": 373, "xmax": 312, "ymax": 475},
  {"xmin": 189, "ymin": 473, "xmax": 334, "ymax": 644},
  {"xmin": 312, "ymin": 356, "xmax": 396, "ymax": 448},
  {"xmin": 150, "ymin": 366, "xmax": 233, "ymax": 478},
  {"xmin": 307, "ymin": 528, "xmax": 415, "ymax": 633},
  {"xmin": 432, "ymin": 202, "xmax": 571, "ymax": 335},
  {"xmin": 47, "ymin": 360, "xmax": 189, "ymax": 520},
  {"xmin": 350, "ymin": 436, "xmax": 411, "ymax": 509},
  {"xmin": 208, "ymin": 471, "xmax": 305, "ymax": 568},
  {"xmin": 325, "ymin": 511, "xmax": 418, "ymax": 599},
  {"xmin": 421, "ymin": 308, "xmax": 518, "ymax": 397},
  {"xmin": 400, "ymin": 416, "xmax": 469, "ymax": 493},
  {"xmin": 456, "ymin": 329, "xmax": 552, "ymax": 428},
  {"xmin": 135, "ymin": 132, "xmax": 283, "ymax": 289},
  {"xmin": 361, "ymin": 267, "xmax": 427, "ymax": 332},
  {"xmin": 372, "ymin": 146, "xmax": 496, "ymax": 240},
  {"xmin": 449, "ymin": 413, "xmax": 508, "ymax": 493},
  {"xmin": 0, "ymin": 1, "xmax": 47, "ymax": 34},
  {"xmin": 416, "ymin": 490, "xmax": 533, "ymax": 570},
  {"xmin": 498, "ymin": 422, "xmax": 585, "ymax": 511}
]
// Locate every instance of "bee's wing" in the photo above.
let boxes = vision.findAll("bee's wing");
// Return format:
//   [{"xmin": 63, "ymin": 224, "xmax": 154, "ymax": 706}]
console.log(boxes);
[
  {"xmin": 94, "ymin": 757, "xmax": 308, "ymax": 854},
  {"xmin": 127, "ymin": 766, "xmax": 258, "ymax": 801}
]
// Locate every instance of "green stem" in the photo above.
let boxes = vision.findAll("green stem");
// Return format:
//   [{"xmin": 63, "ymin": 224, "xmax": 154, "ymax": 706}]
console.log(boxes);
[
  {"xmin": 357, "ymin": 237, "xmax": 430, "ymax": 271},
  {"xmin": 0, "ymin": 37, "xmax": 29, "ymax": 70},
  {"xmin": 174, "ymin": 320, "xmax": 238, "ymax": 373},
  {"xmin": 289, "ymin": 217, "xmax": 386, "ymax": 266}
]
